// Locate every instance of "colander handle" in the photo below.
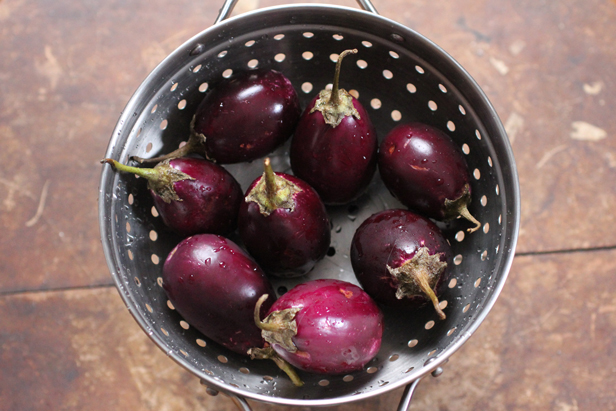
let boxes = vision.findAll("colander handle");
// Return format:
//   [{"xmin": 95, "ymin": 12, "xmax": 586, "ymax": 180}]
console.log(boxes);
[
  {"xmin": 397, "ymin": 378, "xmax": 422, "ymax": 411},
  {"xmin": 227, "ymin": 393, "xmax": 252, "ymax": 411},
  {"xmin": 215, "ymin": 0, "xmax": 378, "ymax": 24},
  {"xmin": 223, "ymin": 378, "xmax": 421, "ymax": 411}
]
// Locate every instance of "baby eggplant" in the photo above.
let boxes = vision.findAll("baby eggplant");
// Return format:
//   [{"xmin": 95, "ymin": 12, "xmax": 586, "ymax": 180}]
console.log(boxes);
[
  {"xmin": 290, "ymin": 49, "xmax": 378, "ymax": 205},
  {"xmin": 350, "ymin": 209, "xmax": 452, "ymax": 319},
  {"xmin": 162, "ymin": 234, "xmax": 276, "ymax": 355},
  {"xmin": 238, "ymin": 158, "xmax": 331, "ymax": 278},
  {"xmin": 101, "ymin": 157, "xmax": 242, "ymax": 237},
  {"xmin": 378, "ymin": 122, "xmax": 481, "ymax": 232},
  {"xmin": 134, "ymin": 69, "xmax": 301, "ymax": 164},
  {"xmin": 251, "ymin": 279, "xmax": 383, "ymax": 379}
]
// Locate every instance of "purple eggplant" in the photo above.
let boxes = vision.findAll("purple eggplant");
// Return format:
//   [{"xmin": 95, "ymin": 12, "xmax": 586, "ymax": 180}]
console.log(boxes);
[
  {"xmin": 133, "ymin": 69, "xmax": 301, "ymax": 165},
  {"xmin": 350, "ymin": 209, "xmax": 452, "ymax": 319},
  {"xmin": 102, "ymin": 157, "xmax": 242, "ymax": 237},
  {"xmin": 290, "ymin": 49, "xmax": 378, "ymax": 205},
  {"xmin": 238, "ymin": 158, "xmax": 331, "ymax": 278},
  {"xmin": 378, "ymin": 122, "xmax": 481, "ymax": 232},
  {"xmin": 162, "ymin": 234, "xmax": 276, "ymax": 355},
  {"xmin": 251, "ymin": 279, "xmax": 383, "ymax": 380}
]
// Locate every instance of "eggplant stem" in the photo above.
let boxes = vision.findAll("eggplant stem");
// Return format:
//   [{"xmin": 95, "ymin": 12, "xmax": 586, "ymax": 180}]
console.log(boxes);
[
  {"xmin": 254, "ymin": 295, "xmax": 282, "ymax": 332},
  {"xmin": 415, "ymin": 270, "xmax": 446, "ymax": 320},
  {"xmin": 270, "ymin": 354, "xmax": 304, "ymax": 387},
  {"xmin": 262, "ymin": 158, "xmax": 278, "ymax": 209},
  {"xmin": 101, "ymin": 158, "xmax": 160, "ymax": 182},
  {"xmin": 329, "ymin": 49, "xmax": 358, "ymax": 106},
  {"xmin": 132, "ymin": 116, "xmax": 207, "ymax": 164},
  {"xmin": 459, "ymin": 205, "xmax": 481, "ymax": 233},
  {"xmin": 131, "ymin": 138, "xmax": 197, "ymax": 165},
  {"xmin": 248, "ymin": 346, "xmax": 304, "ymax": 387}
]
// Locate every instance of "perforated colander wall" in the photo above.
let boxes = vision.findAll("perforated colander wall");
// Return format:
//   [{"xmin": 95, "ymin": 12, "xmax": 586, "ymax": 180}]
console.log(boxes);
[{"xmin": 99, "ymin": 4, "xmax": 519, "ymax": 407}]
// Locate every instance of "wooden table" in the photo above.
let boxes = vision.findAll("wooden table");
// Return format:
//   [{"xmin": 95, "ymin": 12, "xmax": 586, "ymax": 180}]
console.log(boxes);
[{"xmin": 1, "ymin": 0, "xmax": 615, "ymax": 409}]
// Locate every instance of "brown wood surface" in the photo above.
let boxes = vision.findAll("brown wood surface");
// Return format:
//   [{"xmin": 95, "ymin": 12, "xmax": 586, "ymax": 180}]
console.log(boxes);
[{"xmin": 1, "ymin": 0, "xmax": 615, "ymax": 409}]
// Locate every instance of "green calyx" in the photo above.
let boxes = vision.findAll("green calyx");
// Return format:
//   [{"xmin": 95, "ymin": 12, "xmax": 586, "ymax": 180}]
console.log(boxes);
[
  {"xmin": 443, "ymin": 183, "xmax": 482, "ymax": 233},
  {"xmin": 245, "ymin": 158, "xmax": 301, "ymax": 216},
  {"xmin": 101, "ymin": 158, "xmax": 193, "ymax": 203},
  {"xmin": 250, "ymin": 295, "xmax": 304, "ymax": 386},
  {"xmin": 248, "ymin": 294, "xmax": 304, "ymax": 387},
  {"xmin": 387, "ymin": 247, "xmax": 448, "ymax": 320},
  {"xmin": 310, "ymin": 49, "xmax": 360, "ymax": 127},
  {"xmin": 253, "ymin": 294, "xmax": 300, "ymax": 353}
]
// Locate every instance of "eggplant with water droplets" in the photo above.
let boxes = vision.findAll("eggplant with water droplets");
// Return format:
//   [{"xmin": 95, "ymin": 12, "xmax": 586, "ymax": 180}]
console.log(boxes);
[
  {"xmin": 350, "ymin": 208, "xmax": 452, "ymax": 319},
  {"xmin": 162, "ymin": 234, "xmax": 276, "ymax": 355},
  {"xmin": 133, "ymin": 69, "xmax": 301, "ymax": 164},
  {"xmin": 250, "ymin": 279, "xmax": 383, "ymax": 383},
  {"xmin": 238, "ymin": 158, "xmax": 331, "ymax": 278},
  {"xmin": 101, "ymin": 157, "xmax": 242, "ymax": 237},
  {"xmin": 290, "ymin": 49, "xmax": 378, "ymax": 205},
  {"xmin": 378, "ymin": 122, "xmax": 481, "ymax": 232}
]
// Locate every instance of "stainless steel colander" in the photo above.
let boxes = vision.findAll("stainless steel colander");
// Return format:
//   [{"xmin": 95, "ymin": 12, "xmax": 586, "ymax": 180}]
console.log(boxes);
[{"xmin": 98, "ymin": 0, "xmax": 520, "ymax": 409}]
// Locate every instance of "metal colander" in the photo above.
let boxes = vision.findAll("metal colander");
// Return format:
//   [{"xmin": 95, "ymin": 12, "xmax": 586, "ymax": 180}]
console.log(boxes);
[{"xmin": 98, "ymin": 0, "xmax": 520, "ymax": 409}]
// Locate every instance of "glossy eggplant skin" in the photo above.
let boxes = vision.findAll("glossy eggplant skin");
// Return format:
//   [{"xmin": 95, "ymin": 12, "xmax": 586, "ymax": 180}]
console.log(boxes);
[
  {"xmin": 151, "ymin": 158, "xmax": 242, "ymax": 237},
  {"xmin": 267, "ymin": 279, "xmax": 383, "ymax": 375},
  {"xmin": 350, "ymin": 209, "xmax": 452, "ymax": 309},
  {"xmin": 378, "ymin": 122, "xmax": 471, "ymax": 221},
  {"xmin": 238, "ymin": 173, "xmax": 331, "ymax": 278},
  {"xmin": 289, "ymin": 95, "xmax": 378, "ymax": 205},
  {"xmin": 193, "ymin": 69, "xmax": 301, "ymax": 164},
  {"xmin": 162, "ymin": 234, "xmax": 275, "ymax": 355}
]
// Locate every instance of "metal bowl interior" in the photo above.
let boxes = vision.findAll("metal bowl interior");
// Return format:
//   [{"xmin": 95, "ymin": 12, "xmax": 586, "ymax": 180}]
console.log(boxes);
[{"xmin": 99, "ymin": 3, "xmax": 520, "ymax": 407}]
